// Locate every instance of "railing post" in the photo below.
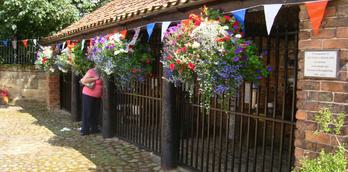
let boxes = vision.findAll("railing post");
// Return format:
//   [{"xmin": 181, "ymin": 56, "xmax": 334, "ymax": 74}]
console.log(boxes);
[
  {"xmin": 102, "ymin": 76, "xmax": 115, "ymax": 138},
  {"xmin": 71, "ymin": 72, "xmax": 81, "ymax": 122},
  {"xmin": 161, "ymin": 78, "xmax": 179, "ymax": 170}
]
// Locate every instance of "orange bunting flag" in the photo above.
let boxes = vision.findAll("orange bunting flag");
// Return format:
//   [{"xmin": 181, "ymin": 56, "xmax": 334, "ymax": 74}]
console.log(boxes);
[
  {"xmin": 22, "ymin": 39, "xmax": 28, "ymax": 48},
  {"xmin": 305, "ymin": 0, "xmax": 328, "ymax": 35},
  {"xmin": 120, "ymin": 30, "xmax": 127, "ymax": 39}
]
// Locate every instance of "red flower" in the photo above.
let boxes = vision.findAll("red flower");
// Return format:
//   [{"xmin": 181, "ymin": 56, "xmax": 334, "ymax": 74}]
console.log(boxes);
[
  {"xmin": 224, "ymin": 15, "xmax": 231, "ymax": 22},
  {"xmin": 176, "ymin": 49, "xmax": 181, "ymax": 54},
  {"xmin": 188, "ymin": 62, "xmax": 195, "ymax": 71},
  {"xmin": 181, "ymin": 47, "xmax": 187, "ymax": 53},
  {"xmin": 169, "ymin": 63, "xmax": 175, "ymax": 71},
  {"xmin": 42, "ymin": 57, "xmax": 48, "ymax": 64},
  {"xmin": 132, "ymin": 68, "xmax": 138, "ymax": 73},
  {"xmin": 176, "ymin": 59, "xmax": 181, "ymax": 64},
  {"xmin": 232, "ymin": 21, "xmax": 240, "ymax": 27}
]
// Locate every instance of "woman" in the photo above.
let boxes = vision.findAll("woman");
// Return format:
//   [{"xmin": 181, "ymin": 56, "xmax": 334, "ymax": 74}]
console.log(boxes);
[{"xmin": 80, "ymin": 67, "xmax": 103, "ymax": 135}]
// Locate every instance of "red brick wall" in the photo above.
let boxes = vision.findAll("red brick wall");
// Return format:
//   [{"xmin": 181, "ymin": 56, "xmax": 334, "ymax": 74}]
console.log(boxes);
[
  {"xmin": 295, "ymin": 0, "xmax": 348, "ymax": 167},
  {"xmin": 46, "ymin": 72, "xmax": 60, "ymax": 110}
]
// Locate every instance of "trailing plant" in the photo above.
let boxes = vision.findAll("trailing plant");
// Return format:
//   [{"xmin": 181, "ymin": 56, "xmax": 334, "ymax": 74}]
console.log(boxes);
[
  {"xmin": 71, "ymin": 42, "xmax": 93, "ymax": 76},
  {"xmin": 162, "ymin": 7, "xmax": 270, "ymax": 109},
  {"xmin": 88, "ymin": 33, "xmax": 128, "ymax": 76},
  {"xmin": 297, "ymin": 108, "xmax": 347, "ymax": 172},
  {"xmin": 34, "ymin": 46, "xmax": 56, "ymax": 72}
]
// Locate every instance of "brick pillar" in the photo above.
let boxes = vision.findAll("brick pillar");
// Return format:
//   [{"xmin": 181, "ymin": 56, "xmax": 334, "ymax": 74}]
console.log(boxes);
[
  {"xmin": 47, "ymin": 72, "xmax": 60, "ymax": 110},
  {"xmin": 295, "ymin": 0, "xmax": 348, "ymax": 167}
]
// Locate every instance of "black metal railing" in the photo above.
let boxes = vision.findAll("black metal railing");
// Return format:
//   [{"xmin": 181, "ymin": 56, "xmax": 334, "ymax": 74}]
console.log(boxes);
[
  {"xmin": 114, "ymin": 76, "xmax": 162, "ymax": 154},
  {"xmin": 177, "ymin": 31, "xmax": 298, "ymax": 172},
  {"xmin": 0, "ymin": 43, "xmax": 37, "ymax": 64}
]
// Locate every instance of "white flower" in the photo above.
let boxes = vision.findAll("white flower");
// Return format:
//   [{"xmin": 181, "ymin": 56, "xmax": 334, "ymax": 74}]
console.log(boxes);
[
  {"xmin": 235, "ymin": 34, "xmax": 242, "ymax": 38},
  {"xmin": 109, "ymin": 33, "xmax": 122, "ymax": 42},
  {"xmin": 191, "ymin": 41, "xmax": 200, "ymax": 49}
]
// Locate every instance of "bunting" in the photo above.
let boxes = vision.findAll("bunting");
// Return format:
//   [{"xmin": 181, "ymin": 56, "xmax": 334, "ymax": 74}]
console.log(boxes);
[
  {"xmin": 12, "ymin": 40, "xmax": 17, "ymax": 49},
  {"xmin": 232, "ymin": 9, "xmax": 246, "ymax": 27},
  {"xmin": 129, "ymin": 27, "xmax": 141, "ymax": 46},
  {"xmin": 264, "ymin": 4, "xmax": 282, "ymax": 35},
  {"xmin": 305, "ymin": 0, "xmax": 328, "ymax": 35},
  {"xmin": 22, "ymin": 39, "xmax": 28, "ymax": 48},
  {"xmin": 161, "ymin": 22, "xmax": 171, "ymax": 41},
  {"xmin": 120, "ymin": 30, "xmax": 128, "ymax": 39},
  {"xmin": 81, "ymin": 39, "xmax": 85, "ymax": 51},
  {"xmin": 2, "ymin": 40, "xmax": 8, "ymax": 47},
  {"xmin": 146, "ymin": 23, "xmax": 155, "ymax": 41},
  {"xmin": 33, "ymin": 39, "xmax": 37, "ymax": 46}
]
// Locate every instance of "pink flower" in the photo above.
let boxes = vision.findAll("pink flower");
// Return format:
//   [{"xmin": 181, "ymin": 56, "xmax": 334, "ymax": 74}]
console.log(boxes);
[
  {"xmin": 188, "ymin": 62, "xmax": 195, "ymax": 71},
  {"xmin": 167, "ymin": 55, "xmax": 173, "ymax": 61},
  {"xmin": 176, "ymin": 60, "xmax": 181, "ymax": 64}
]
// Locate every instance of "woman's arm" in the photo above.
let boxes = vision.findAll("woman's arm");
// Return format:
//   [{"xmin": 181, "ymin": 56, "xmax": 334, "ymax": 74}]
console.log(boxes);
[{"xmin": 81, "ymin": 72, "xmax": 99, "ymax": 85}]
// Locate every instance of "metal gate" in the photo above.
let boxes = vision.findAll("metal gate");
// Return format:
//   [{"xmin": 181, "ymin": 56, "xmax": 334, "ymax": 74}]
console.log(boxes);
[
  {"xmin": 114, "ymin": 29, "xmax": 162, "ymax": 154},
  {"xmin": 176, "ymin": 29, "xmax": 298, "ymax": 172}
]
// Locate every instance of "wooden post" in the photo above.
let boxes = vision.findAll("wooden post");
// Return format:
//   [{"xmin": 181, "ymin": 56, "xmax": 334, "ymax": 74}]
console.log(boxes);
[
  {"xmin": 102, "ymin": 76, "xmax": 115, "ymax": 138},
  {"xmin": 71, "ymin": 72, "xmax": 81, "ymax": 122},
  {"xmin": 161, "ymin": 78, "xmax": 179, "ymax": 170}
]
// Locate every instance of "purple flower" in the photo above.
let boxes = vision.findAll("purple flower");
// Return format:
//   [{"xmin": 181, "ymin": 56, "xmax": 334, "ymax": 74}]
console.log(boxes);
[
  {"xmin": 215, "ymin": 85, "xmax": 228, "ymax": 94},
  {"xmin": 263, "ymin": 50, "xmax": 269, "ymax": 56},
  {"xmin": 257, "ymin": 76, "xmax": 262, "ymax": 80},
  {"xmin": 256, "ymin": 69, "xmax": 261, "ymax": 73},
  {"xmin": 245, "ymin": 41, "xmax": 251, "ymax": 45},
  {"xmin": 267, "ymin": 66, "xmax": 273, "ymax": 72},
  {"xmin": 234, "ymin": 47, "xmax": 243, "ymax": 54},
  {"xmin": 233, "ymin": 57, "xmax": 239, "ymax": 62}
]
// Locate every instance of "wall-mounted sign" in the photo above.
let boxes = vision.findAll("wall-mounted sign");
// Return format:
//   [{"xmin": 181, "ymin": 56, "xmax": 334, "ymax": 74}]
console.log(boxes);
[{"xmin": 304, "ymin": 50, "xmax": 339, "ymax": 78}]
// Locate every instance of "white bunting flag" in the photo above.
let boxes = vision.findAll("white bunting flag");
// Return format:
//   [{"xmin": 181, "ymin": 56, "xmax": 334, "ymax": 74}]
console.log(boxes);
[
  {"xmin": 126, "ymin": 27, "xmax": 141, "ymax": 52},
  {"xmin": 264, "ymin": 4, "xmax": 282, "ymax": 35},
  {"xmin": 81, "ymin": 39, "xmax": 85, "ymax": 51},
  {"xmin": 129, "ymin": 27, "xmax": 140, "ymax": 46},
  {"xmin": 12, "ymin": 40, "xmax": 17, "ymax": 49},
  {"xmin": 62, "ymin": 42, "xmax": 66, "ymax": 50},
  {"xmin": 161, "ymin": 21, "xmax": 171, "ymax": 41}
]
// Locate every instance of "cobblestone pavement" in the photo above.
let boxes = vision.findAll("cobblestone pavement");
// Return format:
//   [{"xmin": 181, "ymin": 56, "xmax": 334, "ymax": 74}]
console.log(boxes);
[{"xmin": 0, "ymin": 101, "xmax": 161, "ymax": 172}]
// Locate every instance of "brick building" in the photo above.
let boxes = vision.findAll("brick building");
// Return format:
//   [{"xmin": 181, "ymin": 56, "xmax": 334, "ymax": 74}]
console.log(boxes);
[{"xmin": 43, "ymin": 0, "xmax": 348, "ymax": 171}]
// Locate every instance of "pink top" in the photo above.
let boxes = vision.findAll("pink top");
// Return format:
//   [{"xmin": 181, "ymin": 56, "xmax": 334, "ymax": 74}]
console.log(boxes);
[{"xmin": 82, "ymin": 69, "xmax": 103, "ymax": 98}]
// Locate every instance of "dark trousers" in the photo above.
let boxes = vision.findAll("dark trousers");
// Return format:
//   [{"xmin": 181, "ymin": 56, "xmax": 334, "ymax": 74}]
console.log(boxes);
[{"xmin": 82, "ymin": 94, "xmax": 101, "ymax": 134}]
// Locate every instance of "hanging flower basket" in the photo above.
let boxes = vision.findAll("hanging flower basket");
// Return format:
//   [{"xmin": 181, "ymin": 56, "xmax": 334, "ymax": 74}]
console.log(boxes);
[
  {"xmin": 162, "ymin": 7, "xmax": 271, "ymax": 108},
  {"xmin": 34, "ymin": 46, "xmax": 56, "ymax": 73},
  {"xmin": 88, "ymin": 33, "xmax": 155, "ymax": 88}
]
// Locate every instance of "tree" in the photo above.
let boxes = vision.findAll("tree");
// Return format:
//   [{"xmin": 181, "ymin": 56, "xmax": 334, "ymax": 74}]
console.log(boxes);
[
  {"xmin": 0, "ymin": 0, "xmax": 79, "ymax": 39},
  {"xmin": 0, "ymin": 0, "xmax": 112, "ymax": 39}
]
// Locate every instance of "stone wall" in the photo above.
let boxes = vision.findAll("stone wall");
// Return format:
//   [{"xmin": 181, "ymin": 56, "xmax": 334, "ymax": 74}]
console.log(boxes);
[
  {"xmin": 0, "ymin": 65, "xmax": 48, "ymax": 102},
  {"xmin": 295, "ymin": 0, "xmax": 348, "ymax": 167}
]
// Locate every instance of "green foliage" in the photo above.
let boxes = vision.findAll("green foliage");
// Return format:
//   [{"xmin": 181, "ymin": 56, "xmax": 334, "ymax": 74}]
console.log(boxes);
[
  {"xmin": 0, "ymin": 0, "xmax": 79, "ymax": 38},
  {"xmin": 299, "ymin": 147, "xmax": 346, "ymax": 172},
  {"xmin": 314, "ymin": 108, "xmax": 345, "ymax": 135},
  {"xmin": 297, "ymin": 108, "xmax": 347, "ymax": 172},
  {"xmin": 71, "ymin": 42, "xmax": 93, "ymax": 76},
  {"xmin": 0, "ymin": 0, "xmax": 111, "ymax": 39}
]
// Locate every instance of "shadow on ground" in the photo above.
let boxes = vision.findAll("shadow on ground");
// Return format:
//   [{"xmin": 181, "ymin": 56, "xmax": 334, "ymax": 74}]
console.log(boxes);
[{"xmin": 15, "ymin": 100, "xmax": 161, "ymax": 172}]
